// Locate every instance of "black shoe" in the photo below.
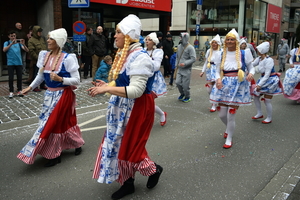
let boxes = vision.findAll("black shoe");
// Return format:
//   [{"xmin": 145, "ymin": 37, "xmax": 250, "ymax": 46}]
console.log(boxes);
[
  {"xmin": 283, "ymin": 68, "xmax": 286, "ymax": 71},
  {"xmin": 146, "ymin": 164, "xmax": 163, "ymax": 189},
  {"xmin": 278, "ymin": 69, "xmax": 283, "ymax": 72},
  {"xmin": 44, "ymin": 156, "xmax": 61, "ymax": 167},
  {"xmin": 75, "ymin": 147, "xmax": 82, "ymax": 155},
  {"xmin": 111, "ymin": 178, "xmax": 135, "ymax": 200}
]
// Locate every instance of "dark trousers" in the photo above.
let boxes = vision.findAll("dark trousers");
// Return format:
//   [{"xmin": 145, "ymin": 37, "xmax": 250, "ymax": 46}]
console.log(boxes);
[
  {"xmin": 8, "ymin": 65, "xmax": 22, "ymax": 92},
  {"xmin": 81, "ymin": 55, "xmax": 92, "ymax": 77},
  {"xmin": 163, "ymin": 58, "xmax": 171, "ymax": 77},
  {"xmin": 169, "ymin": 69, "xmax": 175, "ymax": 85}
]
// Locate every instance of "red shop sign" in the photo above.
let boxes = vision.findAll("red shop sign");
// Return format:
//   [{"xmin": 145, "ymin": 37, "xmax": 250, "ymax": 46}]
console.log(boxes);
[
  {"xmin": 90, "ymin": 0, "xmax": 172, "ymax": 12},
  {"xmin": 266, "ymin": 4, "xmax": 281, "ymax": 33}
]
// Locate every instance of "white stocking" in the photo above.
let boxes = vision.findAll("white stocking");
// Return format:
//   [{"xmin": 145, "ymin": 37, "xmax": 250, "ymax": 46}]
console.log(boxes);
[
  {"xmin": 206, "ymin": 84, "xmax": 212, "ymax": 94},
  {"xmin": 225, "ymin": 108, "xmax": 236, "ymax": 145},
  {"xmin": 263, "ymin": 98, "xmax": 272, "ymax": 122},
  {"xmin": 218, "ymin": 106, "xmax": 228, "ymax": 126},
  {"xmin": 253, "ymin": 96, "xmax": 262, "ymax": 118},
  {"xmin": 155, "ymin": 105, "xmax": 165, "ymax": 122}
]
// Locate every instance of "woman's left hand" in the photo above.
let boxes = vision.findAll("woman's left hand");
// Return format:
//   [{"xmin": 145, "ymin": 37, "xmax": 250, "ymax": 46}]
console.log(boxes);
[
  {"xmin": 246, "ymin": 73, "xmax": 254, "ymax": 82},
  {"xmin": 50, "ymin": 72, "xmax": 62, "ymax": 82},
  {"xmin": 87, "ymin": 85, "xmax": 108, "ymax": 97}
]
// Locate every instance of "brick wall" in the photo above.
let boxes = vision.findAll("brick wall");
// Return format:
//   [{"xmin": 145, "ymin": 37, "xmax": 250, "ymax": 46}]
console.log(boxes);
[{"xmin": 53, "ymin": 0, "xmax": 62, "ymax": 29}]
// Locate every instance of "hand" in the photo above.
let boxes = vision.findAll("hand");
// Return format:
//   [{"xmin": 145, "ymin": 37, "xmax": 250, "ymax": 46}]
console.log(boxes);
[
  {"xmin": 92, "ymin": 79, "xmax": 106, "ymax": 87},
  {"xmin": 50, "ymin": 72, "xmax": 62, "ymax": 82},
  {"xmin": 179, "ymin": 63, "xmax": 185, "ymax": 67},
  {"xmin": 20, "ymin": 39, "xmax": 25, "ymax": 45},
  {"xmin": 22, "ymin": 87, "xmax": 32, "ymax": 95},
  {"xmin": 246, "ymin": 73, "xmax": 254, "ymax": 82},
  {"xmin": 87, "ymin": 85, "xmax": 108, "ymax": 97},
  {"xmin": 255, "ymin": 85, "xmax": 261, "ymax": 91},
  {"xmin": 199, "ymin": 72, "xmax": 204, "ymax": 77},
  {"xmin": 290, "ymin": 64, "xmax": 294, "ymax": 68},
  {"xmin": 216, "ymin": 79, "xmax": 222, "ymax": 89}
]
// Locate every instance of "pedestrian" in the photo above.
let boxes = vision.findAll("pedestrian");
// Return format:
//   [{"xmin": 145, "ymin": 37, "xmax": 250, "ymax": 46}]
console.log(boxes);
[
  {"xmin": 240, "ymin": 36, "xmax": 257, "ymax": 58},
  {"xmin": 282, "ymin": 43, "xmax": 300, "ymax": 103},
  {"xmin": 15, "ymin": 22, "xmax": 27, "ymax": 75},
  {"xmin": 3, "ymin": 30, "xmax": 29, "ymax": 98},
  {"xmin": 94, "ymin": 55, "xmax": 112, "ymax": 82},
  {"xmin": 162, "ymin": 34, "xmax": 174, "ymax": 78},
  {"xmin": 139, "ymin": 29, "xmax": 144, "ymax": 48},
  {"xmin": 169, "ymin": 47, "xmax": 177, "ymax": 87},
  {"xmin": 199, "ymin": 34, "xmax": 222, "ymax": 112},
  {"xmin": 210, "ymin": 28, "xmax": 255, "ymax": 149},
  {"xmin": 28, "ymin": 25, "xmax": 47, "ymax": 92},
  {"xmin": 176, "ymin": 32, "xmax": 197, "ymax": 103},
  {"xmin": 156, "ymin": 31, "xmax": 163, "ymax": 49},
  {"xmin": 81, "ymin": 26, "xmax": 93, "ymax": 79},
  {"xmin": 144, "ymin": 32, "xmax": 167, "ymax": 126},
  {"xmin": 277, "ymin": 38, "xmax": 290, "ymax": 72},
  {"xmin": 88, "ymin": 14, "xmax": 163, "ymax": 200},
  {"xmin": 90, "ymin": 26, "xmax": 107, "ymax": 78},
  {"xmin": 205, "ymin": 38, "xmax": 210, "ymax": 51},
  {"xmin": 23, "ymin": 26, "xmax": 34, "ymax": 85},
  {"xmin": 252, "ymin": 42, "xmax": 282, "ymax": 124},
  {"xmin": 17, "ymin": 28, "xmax": 84, "ymax": 167}
]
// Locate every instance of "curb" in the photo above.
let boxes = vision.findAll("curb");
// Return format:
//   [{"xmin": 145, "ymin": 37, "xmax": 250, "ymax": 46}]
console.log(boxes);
[{"xmin": 254, "ymin": 148, "xmax": 300, "ymax": 200}]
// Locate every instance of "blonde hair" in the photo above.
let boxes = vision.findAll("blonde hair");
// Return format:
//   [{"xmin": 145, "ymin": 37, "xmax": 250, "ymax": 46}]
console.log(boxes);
[
  {"xmin": 206, "ymin": 41, "xmax": 220, "ymax": 68},
  {"xmin": 220, "ymin": 34, "xmax": 244, "ymax": 82},
  {"xmin": 107, "ymin": 34, "xmax": 137, "ymax": 87},
  {"xmin": 39, "ymin": 49, "xmax": 62, "ymax": 73}
]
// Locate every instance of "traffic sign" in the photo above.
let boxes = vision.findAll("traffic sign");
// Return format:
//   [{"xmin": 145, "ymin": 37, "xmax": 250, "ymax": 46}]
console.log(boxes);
[
  {"xmin": 73, "ymin": 21, "xmax": 86, "ymax": 35},
  {"xmin": 73, "ymin": 35, "xmax": 86, "ymax": 42},
  {"xmin": 68, "ymin": 0, "xmax": 90, "ymax": 8}
]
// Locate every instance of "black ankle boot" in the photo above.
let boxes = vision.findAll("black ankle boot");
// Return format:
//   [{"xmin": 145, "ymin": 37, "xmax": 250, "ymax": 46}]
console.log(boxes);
[
  {"xmin": 147, "ymin": 164, "xmax": 163, "ymax": 189},
  {"xmin": 44, "ymin": 156, "xmax": 61, "ymax": 167},
  {"xmin": 111, "ymin": 178, "xmax": 135, "ymax": 200},
  {"xmin": 75, "ymin": 147, "xmax": 82, "ymax": 155}
]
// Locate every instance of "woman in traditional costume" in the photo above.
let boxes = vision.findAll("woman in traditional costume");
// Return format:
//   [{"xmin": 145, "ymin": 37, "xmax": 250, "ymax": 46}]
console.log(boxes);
[
  {"xmin": 88, "ymin": 15, "xmax": 163, "ymax": 200},
  {"xmin": 210, "ymin": 29, "xmax": 254, "ymax": 149},
  {"xmin": 17, "ymin": 28, "xmax": 84, "ymax": 167}
]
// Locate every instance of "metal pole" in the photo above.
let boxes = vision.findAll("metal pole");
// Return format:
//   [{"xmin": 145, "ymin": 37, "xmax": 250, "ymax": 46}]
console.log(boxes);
[{"xmin": 196, "ymin": 0, "xmax": 203, "ymax": 40}]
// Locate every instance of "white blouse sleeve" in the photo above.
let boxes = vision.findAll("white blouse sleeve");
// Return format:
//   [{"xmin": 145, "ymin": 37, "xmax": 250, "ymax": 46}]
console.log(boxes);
[
  {"xmin": 126, "ymin": 52, "xmax": 154, "ymax": 77},
  {"xmin": 257, "ymin": 58, "xmax": 274, "ymax": 87},
  {"xmin": 202, "ymin": 49, "xmax": 210, "ymax": 73},
  {"xmin": 152, "ymin": 49, "xmax": 163, "ymax": 72},
  {"xmin": 245, "ymin": 50, "xmax": 255, "ymax": 74},
  {"xmin": 63, "ymin": 53, "xmax": 80, "ymax": 73},
  {"xmin": 36, "ymin": 50, "xmax": 48, "ymax": 68}
]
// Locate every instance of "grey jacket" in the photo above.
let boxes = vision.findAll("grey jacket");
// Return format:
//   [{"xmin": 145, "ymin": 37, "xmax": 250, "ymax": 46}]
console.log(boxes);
[{"xmin": 176, "ymin": 33, "xmax": 196, "ymax": 74}]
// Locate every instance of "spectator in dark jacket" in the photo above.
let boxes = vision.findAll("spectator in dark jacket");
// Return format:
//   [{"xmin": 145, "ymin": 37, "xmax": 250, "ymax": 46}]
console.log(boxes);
[
  {"xmin": 28, "ymin": 25, "xmax": 47, "ymax": 91},
  {"xmin": 90, "ymin": 26, "xmax": 107, "ymax": 77},
  {"xmin": 162, "ymin": 34, "xmax": 174, "ymax": 77},
  {"xmin": 81, "ymin": 27, "xmax": 93, "ymax": 79}
]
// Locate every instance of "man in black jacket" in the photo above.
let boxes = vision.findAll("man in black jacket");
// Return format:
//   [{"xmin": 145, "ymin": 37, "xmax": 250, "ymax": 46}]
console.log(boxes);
[
  {"xmin": 162, "ymin": 34, "xmax": 174, "ymax": 77},
  {"xmin": 90, "ymin": 26, "xmax": 107, "ymax": 78},
  {"xmin": 81, "ymin": 27, "xmax": 93, "ymax": 79}
]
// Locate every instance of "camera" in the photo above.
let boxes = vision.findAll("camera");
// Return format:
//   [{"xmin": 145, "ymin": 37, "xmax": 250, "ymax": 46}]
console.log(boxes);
[{"xmin": 16, "ymin": 39, "xmax": 21, "ymax": 43}]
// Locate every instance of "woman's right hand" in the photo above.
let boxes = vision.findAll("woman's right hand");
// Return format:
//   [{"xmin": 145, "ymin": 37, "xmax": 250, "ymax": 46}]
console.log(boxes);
[
  {"xmin": 199, "ymin": 72, "xmax": 204, "ymax": 77},
  {"xmin": 22, "ymin": 86, "xmax": 32, "ymax": 95},
  {"xmin": 290, "ymin": 64, "xmax": 294, "ymax": 68}
]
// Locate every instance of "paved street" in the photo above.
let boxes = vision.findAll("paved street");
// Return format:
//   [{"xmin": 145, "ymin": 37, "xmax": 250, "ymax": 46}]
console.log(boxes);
[{"xmin": 1, "ymin": 61, "xmax": 300, "ymax": 200}]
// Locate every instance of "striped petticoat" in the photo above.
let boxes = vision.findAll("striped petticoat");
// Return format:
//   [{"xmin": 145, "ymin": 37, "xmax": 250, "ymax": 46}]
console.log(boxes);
[{"xmin": 17, "ymin": 87, "xmax": 84, "ymax": 164}]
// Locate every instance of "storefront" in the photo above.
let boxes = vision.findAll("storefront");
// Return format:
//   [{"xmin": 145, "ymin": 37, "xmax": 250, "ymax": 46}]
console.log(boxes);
[
  {"xmin": 186, "ymin": 0, "xmax": 281, "ymax": 55},
  {"xmin": 61, "ymin": 0, "xmax": 172, "ymax": 38}
]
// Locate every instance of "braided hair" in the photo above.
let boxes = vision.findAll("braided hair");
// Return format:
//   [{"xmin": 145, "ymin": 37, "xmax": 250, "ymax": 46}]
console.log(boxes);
[{"xmin": 220, "ymin": 33, "xmax": 244, "ymax": 82}]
